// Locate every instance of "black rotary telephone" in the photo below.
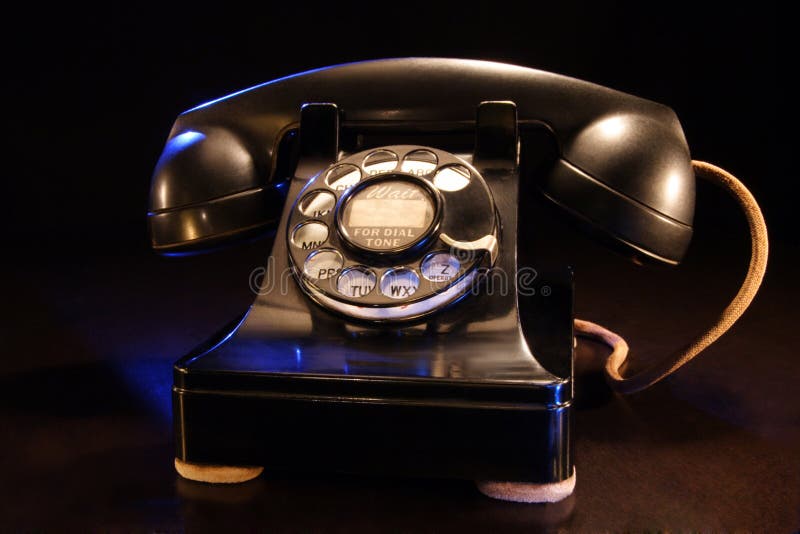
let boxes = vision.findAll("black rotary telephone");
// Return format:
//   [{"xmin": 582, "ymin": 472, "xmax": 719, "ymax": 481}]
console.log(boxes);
[{"xmin": 148, "ymin": 58, "xmax": 767, "ymax": 502}]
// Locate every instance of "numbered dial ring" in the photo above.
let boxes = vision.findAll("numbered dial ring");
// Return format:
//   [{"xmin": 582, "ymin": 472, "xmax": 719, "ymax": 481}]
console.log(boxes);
[{"xmin": 287, "ymin": 145, "xmax": 497, "ymax": 322}]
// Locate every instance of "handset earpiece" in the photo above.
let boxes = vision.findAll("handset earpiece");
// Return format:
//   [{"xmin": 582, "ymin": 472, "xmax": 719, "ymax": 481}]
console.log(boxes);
[
  {"xmin": 538, "ymin": 112, "xmax": 695, "ymax": 265},
  {"xmin": 148, "ymin": 126, "xmax": 293, "ymax": 254}
]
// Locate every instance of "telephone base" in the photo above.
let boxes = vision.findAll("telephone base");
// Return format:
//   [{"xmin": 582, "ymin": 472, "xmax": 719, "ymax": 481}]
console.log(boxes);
[
  {"xmin": 172, "ymin": 370, "xmax": 573, "ymax": 490},
  {"xmin": 172, "ymin": 267, "xmax": 575, "ymax": 499}
]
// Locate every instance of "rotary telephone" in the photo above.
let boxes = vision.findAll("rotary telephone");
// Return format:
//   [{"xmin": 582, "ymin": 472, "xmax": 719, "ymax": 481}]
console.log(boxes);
[{"xmin": 148, "ymin": 59, "xmax": 767, "ymax": 502}]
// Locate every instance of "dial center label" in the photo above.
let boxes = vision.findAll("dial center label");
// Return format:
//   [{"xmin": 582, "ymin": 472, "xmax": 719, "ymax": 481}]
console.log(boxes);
[{"xmin": 341, "ymin": 180, "xmax": 435, "ymax": 251}]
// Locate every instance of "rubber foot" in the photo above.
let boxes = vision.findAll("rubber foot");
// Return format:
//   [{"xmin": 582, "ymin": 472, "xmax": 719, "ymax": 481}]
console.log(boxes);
[
  {"xmin": 476, "ymin": 468, "xmax": 576, "ymax": 503},
  {"xmin": 174, "ymin": 458, "xmax": 264, "ymax": 484}
]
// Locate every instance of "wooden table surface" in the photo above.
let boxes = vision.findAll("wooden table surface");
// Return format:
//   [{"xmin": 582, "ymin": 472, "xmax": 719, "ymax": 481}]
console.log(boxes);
[{"xmin": 2, "ymin": 203, "xmax": 797, "ymax": 532}]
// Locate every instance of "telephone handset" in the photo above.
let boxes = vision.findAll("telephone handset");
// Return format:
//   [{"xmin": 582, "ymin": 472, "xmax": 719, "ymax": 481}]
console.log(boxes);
[
  {"xmin": 149, "ymin": 58, "xmax": 694, "ymax": 264},
  {"xmin": 149, "ymin": 59, "xmax": 767, "ymax": 502}
]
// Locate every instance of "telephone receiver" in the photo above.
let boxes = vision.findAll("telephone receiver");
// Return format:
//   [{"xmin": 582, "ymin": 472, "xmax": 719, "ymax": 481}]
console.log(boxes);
[
  {"xmin": 149, "ymin": 59, "xmax": 766, "ymax": 502},
  {"xmin": 149, "ymin": 58, "xmax": 695, "ymax": 265}
]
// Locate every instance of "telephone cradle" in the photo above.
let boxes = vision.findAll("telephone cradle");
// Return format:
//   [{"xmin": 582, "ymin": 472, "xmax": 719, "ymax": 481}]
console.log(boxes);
[{"xmin": 149, "ymin": 59, "xmax": 734, "ymax": 503}]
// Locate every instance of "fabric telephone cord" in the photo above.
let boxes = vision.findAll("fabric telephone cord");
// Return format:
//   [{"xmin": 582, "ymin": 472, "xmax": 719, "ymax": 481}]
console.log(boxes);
[{"xmin": 575, "ymin": 161, "xmax": 769, "ymax": 394}]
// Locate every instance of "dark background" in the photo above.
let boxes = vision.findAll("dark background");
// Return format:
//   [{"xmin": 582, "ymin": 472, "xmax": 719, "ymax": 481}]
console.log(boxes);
[{"xmin": 4, "ymin": 3, "xmax": 797, "ymax": 532}]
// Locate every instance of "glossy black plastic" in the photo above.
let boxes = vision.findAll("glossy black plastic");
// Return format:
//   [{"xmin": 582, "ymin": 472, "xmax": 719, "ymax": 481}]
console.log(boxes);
[
  {"xmin": 155, "ymin": 59, "xmax": 699, "ymax": 488},
  {"xmin": 172, "ymin": 104, "xmax": 575, "ymax": 484},
  {"xmin": 173, "ymin": 264, "xmax": 574, "ymax": 482},
  {"xmin": 148, "ymin": 58, "xmax": 695, "ymax": 264}
]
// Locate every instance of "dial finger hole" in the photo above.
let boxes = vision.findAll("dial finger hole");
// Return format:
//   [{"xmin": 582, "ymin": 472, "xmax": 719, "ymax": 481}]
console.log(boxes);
[
  {"xmin": 303, "ymin": 249, "xmax": 342, "ymax": 280},
  {"xmin": 325, "ymin": 164, "xmax": 362, "ymax": 191},
  {"xmin": 291, "ymin": 221, "xmax": 329, "ymax": 251},
  {"xmin": 337, "ymin": 267, "xmax": 377, "ymax": 298},
  {"xmin": 400, "ymin": 150, "xmax": 438, "ymax": 176},
  {"xmin": 363, "ymin": 150, "xmax": 398, "ymax": 175},
  {"xmin": 433, "ymin": 165, "xmax": 471, "ymax": 192},
  {"xmin": 380, "ymin": 268, "xmax": 420, "ymax": 299},
  {"xmin": 421, "ymin": 252, "xmax": 461, "ymax": 282},
  {"xmin": 299, "ymin": 190, "xmax": 336, "ymax": 218}
]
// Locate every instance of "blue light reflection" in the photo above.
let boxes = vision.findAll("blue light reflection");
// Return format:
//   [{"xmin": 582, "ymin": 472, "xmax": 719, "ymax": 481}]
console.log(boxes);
[
  {"xmin": 183, "ymin": 311, "xmax": 251, "ymax": 367},
  {"xmin": 167, "ymin": 129, "xmax": 204, "ymax": 149},
  {"xmin": 186, "ymin": 62, "xmax": 353, "ymax": 112},
  {"xmin": 112, "ymin": 358, "xmax": 173, "ymax": 423}
]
